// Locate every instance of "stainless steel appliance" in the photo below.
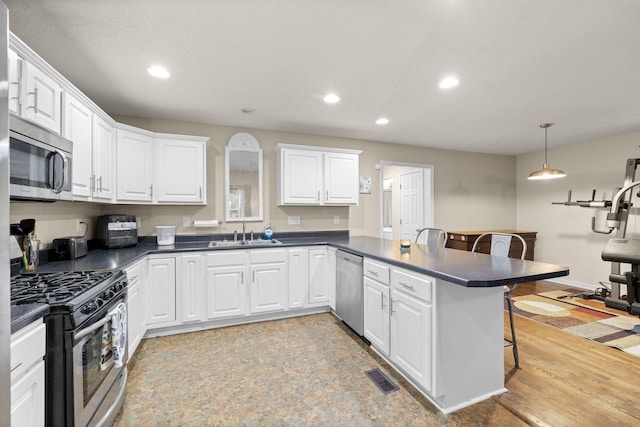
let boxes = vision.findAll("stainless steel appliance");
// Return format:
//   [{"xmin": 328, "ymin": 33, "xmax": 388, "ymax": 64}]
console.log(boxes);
[
  {"xmin": 51, "ymin": 236, "xmax": 89, "ymax": 260},
  {"xmin": 1, "ymin": 1, "xmax": 11, "ymax": 423},
  {"xmin": 96, "ymin": 215, "xmax": 138, "ymax": 248},
  {"xmin": 10, "ymin": 270, "xmax": 128, "ymax": 427},
  {"xmin": 9, "ymin": 114, "xmax": 73, "ymax": 202},
  {"xmin": 336, "ymin": 249, "xmax": 364, "ymax": 336}
]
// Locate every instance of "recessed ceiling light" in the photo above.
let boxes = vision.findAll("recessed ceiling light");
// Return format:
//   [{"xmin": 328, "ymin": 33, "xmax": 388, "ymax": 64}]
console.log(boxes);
[
  {"xmin": 147, "ymin": 65, "xmax": 170, "ymax": 79},
  {"xmin": 439, "ymin": 77, "xmax": 459, "ymax": 89},
  {"xmin": 376, "ymin": 118, "xmax": 389, "ymax": 125},
  {"xmin": 323, "ymin": 93, "xmax": 340, "ymax": 104}
]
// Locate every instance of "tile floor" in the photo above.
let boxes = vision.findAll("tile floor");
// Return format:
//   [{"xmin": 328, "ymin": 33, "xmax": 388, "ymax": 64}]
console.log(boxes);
[{"xmin": 114, "ymin": 313, "xmax": 524, "ymax": 426}]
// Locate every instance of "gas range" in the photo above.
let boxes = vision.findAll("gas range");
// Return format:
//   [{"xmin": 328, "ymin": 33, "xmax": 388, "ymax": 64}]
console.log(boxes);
[
  {"xmin": 11, "ymin": 269, "xmax": 129, "ymax": 426},
  {"xmin": 11, "ymin": 270, "xmax": 127, "ymax": 328}
]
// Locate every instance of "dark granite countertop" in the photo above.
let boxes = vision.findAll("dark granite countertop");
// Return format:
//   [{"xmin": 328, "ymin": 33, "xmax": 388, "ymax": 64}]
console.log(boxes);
[
  {"xmin": 14, "ymin": 231, "xmax": 568, "ymax": 334},
  {"xmin": 11, "ymin": 303, "xmax": 49, "ymax": 334}
]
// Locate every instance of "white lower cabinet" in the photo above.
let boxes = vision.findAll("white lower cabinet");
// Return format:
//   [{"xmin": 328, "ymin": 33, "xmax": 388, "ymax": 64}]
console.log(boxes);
[
  {"xmin": 10, "ymin": 319, "xmax": 46, "ymax": 427},
  {"xmin": 179, "ymin": 254, "xmax": 204, "ymax": 323},
  {"xmin": 308, "ymin": 248, "xmax": 330, "ymax": 306},
  {"xmin": 146, "ymin": 257, "xmax": 177, "ymax": 327},
  {"xmin": 125, "ymin": 259, "xmax": 147, "ymax": 358},
  {"xmin": 363, "ymin": 258, "xmax": 435, "ymax": 394},
  {"xmin": 206, "ymin": 251, "xmax": 247, "ymax": 319},
  {"xmin": 249, "ymin": 249, "xmax": 287, "ymax": 314},
  {"xmin": 390, "ymin": 288, "xmax": 433, "ymax": 392},
  {"xmin": 288, "ymin": 248, "xmax": 308, "ymax": 308},
  {"xmin": 364, "ymin": 276, "xmax": 390, "ymax": 356}
]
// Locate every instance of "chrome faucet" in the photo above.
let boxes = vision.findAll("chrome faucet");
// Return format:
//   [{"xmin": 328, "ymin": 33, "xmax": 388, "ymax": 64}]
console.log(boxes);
[
  {"xmin": 233, "ymin": 230, "xmax": 238, "ymax": 242},
  {"xmin": 242, "ymin": 219, "xmax": 246, "ymax": 242}
]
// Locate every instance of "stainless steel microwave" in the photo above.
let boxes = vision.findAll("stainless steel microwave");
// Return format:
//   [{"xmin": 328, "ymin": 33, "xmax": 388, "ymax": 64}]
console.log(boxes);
[{"xmin": 9, "ymin": 114, "xmax": 73, "ymax": 202}]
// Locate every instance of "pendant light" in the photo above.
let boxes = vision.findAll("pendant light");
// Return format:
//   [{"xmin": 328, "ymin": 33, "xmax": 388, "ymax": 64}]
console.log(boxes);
[{"xmin": 528, "ymin": 123, "xmax": 566, "ymax": 180}]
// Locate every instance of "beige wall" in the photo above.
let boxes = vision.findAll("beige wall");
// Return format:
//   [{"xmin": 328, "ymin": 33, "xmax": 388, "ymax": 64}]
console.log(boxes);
[
  {"xmin": 10, "ymin": 116, "xmax": 517, "ymax": 249},
  {"xmin": 516, "ymin": 130, "xmax": 640, "ymax": 288}
]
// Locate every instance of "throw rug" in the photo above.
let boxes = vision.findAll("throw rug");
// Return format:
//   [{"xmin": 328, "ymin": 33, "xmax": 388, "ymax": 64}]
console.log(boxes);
[{"xmin": 509, "ymin": 289, "xmax": 640, "ymax": 358}]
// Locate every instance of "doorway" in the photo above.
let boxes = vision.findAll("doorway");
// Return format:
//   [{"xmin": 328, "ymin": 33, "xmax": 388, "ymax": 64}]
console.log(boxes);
[{"xmin": 378, "ymin": 162, "xmax": 434, "ymax": 244}]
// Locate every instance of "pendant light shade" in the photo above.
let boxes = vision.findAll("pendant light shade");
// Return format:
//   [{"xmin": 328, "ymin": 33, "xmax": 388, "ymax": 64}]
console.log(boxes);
[{"xmin": 528, "ymin": 123, "xmax": 566, "ymax": 180}]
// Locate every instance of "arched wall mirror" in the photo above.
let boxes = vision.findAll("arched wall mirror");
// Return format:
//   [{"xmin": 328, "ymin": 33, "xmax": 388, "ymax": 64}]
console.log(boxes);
[{"xmin": 225, "ymin": 132, "xmax": 263, "ymax": 222}]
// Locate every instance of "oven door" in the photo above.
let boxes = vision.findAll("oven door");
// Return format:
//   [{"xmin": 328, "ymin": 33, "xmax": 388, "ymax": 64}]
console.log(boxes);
[{"xmin": 72, "ymin": 298, "xmax": 128, "ymax": 427}]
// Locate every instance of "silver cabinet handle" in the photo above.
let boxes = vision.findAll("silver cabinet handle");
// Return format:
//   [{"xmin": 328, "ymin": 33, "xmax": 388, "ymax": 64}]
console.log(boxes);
[
  {"xmin": 90, "ymin": 175, "xmax": 96, "ymax": 193},
  {"xmin": 241, "ymin": 271, "xmax": 244, "ymax": 284},
  {"xmin": 380, "ymin": 293, "xmax": 384, "ymax": 310},
  {"xmin": 326, "ymin": 190, "xmax": 328, "ymax": 200},
  {"xmin": 382, "ymin": 293, "xmax": 386, "ymax": 309},
  {"xmin": 367, "ymin": 269, "xmax": 379, "ymax": 276},
  {"xmin": 149, "ymin": 184, "xmax": 153, "ymax": 198},
  {"xmin": 27, "ymin": 87, "xmax": 38, "ymax": 113},
  {"xmin": 390, "ymin": 298, "xmax": 396, "ymax": 315},
  {"xmin": 399, "ymin": 281, "xmax": 415, "ymax": 290},
  {"xmin": 317, "ymin": 190, "xmax": 320, "ymax": 201},
  {"xmin": 252, "ymin": 270, "xmax": 255, "ymax": 282},
  {"xmin": 97, "ymin": 176, "xmax": 103, "ymax": 192},
  {"xmin": 199, "ymin": 186, "xmax": 202, "ymax": 199}
]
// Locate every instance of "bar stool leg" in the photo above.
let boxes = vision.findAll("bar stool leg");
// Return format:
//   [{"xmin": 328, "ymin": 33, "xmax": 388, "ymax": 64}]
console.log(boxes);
[{"xmin": 505, "ymin": 291, "xmax": 519, "ymax": 368}]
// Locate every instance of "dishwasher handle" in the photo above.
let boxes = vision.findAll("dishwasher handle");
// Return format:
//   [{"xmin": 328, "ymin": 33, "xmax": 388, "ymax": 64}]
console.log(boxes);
[{"xmin": 336, "ymin": 250, "xmax": 363, "ymax": 266}]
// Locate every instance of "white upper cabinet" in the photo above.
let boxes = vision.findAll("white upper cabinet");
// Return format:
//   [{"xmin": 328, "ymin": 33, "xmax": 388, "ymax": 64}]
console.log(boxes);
[
  {"xmin": 8, "ymin": 48, "xmax": 21, "ymax": 115},
  {"xmin": 22, "ymin": 61, "xmax": 62, "ymax": 134},
  {"xmin": 64, "ymin": 93, "xmax": 93, "ymax": 198},
  {"xmin": 92, "ymin": 115, "xmax": 116, "ymax": 201},
  {"xmin": 277, "ymin": 144, "xmax": 361, "ymax": 206},
  {"xmin": 116, "ymin": 127, "xmax": 154, "ymax": 203},
  {"xmin": 155, "ymin": 136, "xmax": 206, "ymax": 204},
  {"xmin": 9, "ymin": 45, "xmax": 62, "ymax": 134}
]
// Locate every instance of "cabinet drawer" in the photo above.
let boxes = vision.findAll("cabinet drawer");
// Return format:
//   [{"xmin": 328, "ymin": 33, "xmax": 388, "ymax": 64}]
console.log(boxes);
[
  {"xmin": 11, "ymin": 320, "xmax": 46, "ymax": 381},
  {"xmin": 391, "ymin": 268, "xmax": 433, "ymax": 303},
  {"xmin": 250, "ymin": 248, "xmax": 287, "ymax": 263},
  {"xmin": 207, "ymin": 250, "xmax": 246, "ymax": 266},
  {"xmin": 125, "ymin": 261, "xmax": 144, "ymax": 284},
  {"xmin": 364, "ymin": 259, "xmax": 390, "ymax": 284}
]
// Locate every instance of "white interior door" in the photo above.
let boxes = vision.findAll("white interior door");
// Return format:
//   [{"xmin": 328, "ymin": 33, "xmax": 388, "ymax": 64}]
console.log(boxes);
[{"xmin": 400, "ymin": 169, "xmax": 424, "ymax": 242}]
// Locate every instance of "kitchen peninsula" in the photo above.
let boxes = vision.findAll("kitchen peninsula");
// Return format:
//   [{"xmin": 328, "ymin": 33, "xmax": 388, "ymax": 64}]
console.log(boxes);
[{"xmin": 13, "ymin": 234, "xmax": 568, "ymax": 414}]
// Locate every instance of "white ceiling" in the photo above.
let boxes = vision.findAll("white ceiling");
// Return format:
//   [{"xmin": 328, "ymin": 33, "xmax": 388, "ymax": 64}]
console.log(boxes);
[{"xmin": 5, "ymin": 0, "xmax": 640, "ymax": 155}]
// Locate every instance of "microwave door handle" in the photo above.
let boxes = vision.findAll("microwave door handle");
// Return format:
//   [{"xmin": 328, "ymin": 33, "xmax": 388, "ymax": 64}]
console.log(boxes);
[
  {"xmin": 74, "ymin": 314, "xmax": 112, "ymax": 341},
  {"xmin": 49, "ymin": 149, "xmax": 68, "ymax": 193}
]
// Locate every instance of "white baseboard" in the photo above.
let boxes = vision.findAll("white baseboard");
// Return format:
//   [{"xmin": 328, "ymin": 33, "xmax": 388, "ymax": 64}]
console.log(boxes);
[{"xmin": 546, "ymin": 277, "xmax": 604, "ymax": 291}]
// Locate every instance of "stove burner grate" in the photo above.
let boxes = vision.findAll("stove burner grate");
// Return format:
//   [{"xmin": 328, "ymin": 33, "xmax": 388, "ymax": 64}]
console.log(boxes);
[{"xmin": 10, "ymin": 270, "xmax": 117, "ymax": 305}]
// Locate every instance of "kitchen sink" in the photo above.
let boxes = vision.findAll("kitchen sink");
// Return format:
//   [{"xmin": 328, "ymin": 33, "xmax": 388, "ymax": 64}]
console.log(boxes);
[{"xmin": 208, "ymin": 239, "xmax": 282, "ymax": 248}]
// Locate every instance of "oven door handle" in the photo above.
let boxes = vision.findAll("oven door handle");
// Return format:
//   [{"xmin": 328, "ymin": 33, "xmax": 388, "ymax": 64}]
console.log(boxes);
[{"xmin": 74, "ymin": 313, "xmax": 111, "ymax": 341}]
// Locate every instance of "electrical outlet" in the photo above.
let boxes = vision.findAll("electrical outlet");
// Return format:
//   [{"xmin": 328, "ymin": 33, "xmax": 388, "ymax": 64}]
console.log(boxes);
[
  {"xmin": 334, "ymin": 215, "xmax": 340, "ymax": 224},
  {"xmin": 182, "ymin": 216, "xmax": 191, "ymax": 227},
  {"xmin": 288, "ymin": 216, "xmax": 300, "ymax": 225},
  {"xmin": 76, "ymin": 219, "xmax": 83, "ymax": 233}
]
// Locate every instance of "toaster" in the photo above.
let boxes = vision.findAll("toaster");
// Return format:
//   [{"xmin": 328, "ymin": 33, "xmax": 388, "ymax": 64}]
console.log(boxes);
[
  {"xmin": 51, "ymin": 236, "xmax": 89, "ymax": 260},
  {"xmin": 96, "ymin": 215, "xmax": 138, "ymax": 248}
]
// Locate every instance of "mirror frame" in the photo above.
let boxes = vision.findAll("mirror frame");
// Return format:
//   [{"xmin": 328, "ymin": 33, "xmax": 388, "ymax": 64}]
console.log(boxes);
[{"xmin": 225, "ymin": 132, "xmax": 263, "ymax": 222}]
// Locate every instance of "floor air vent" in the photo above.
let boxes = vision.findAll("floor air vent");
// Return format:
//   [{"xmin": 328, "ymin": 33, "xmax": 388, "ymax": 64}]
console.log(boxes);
[{"xmin": 365, "ymin": 368, "xmax": 399, "ymax": 394}]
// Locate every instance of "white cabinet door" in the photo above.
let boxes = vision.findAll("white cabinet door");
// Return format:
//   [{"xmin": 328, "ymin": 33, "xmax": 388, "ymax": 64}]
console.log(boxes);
[
  {"xmin": 324, "ymin": 152, "xmax": 359, "ymax": 205},
  {"xmin": 288, "ymin": 248, "xmax": 308, "ymax": 308},
  {"xmin": 327, "ymin": 247, "xmax": 337, "ymax": 310},
  {"xmin": 116, "ymin": 128, "xmax": 154, "ymax": 202},
  {"xmin": 8, "ymin": 48, "xmax": 21, "ymax": 115},
  {"xmin": 364, "ymin": 277, "xmax": 390, "ymax": 356},
  {"xmin": 390, "ymin": 289, "xmax": 433, "ymax": 393},
  {"xmin": 22, "ymin": 61, "xmax": 61, "ymax": 134},
  {"xmin": 155, "ymin": 137, "xmax": 206, "ymax": 204},
  {"xmin": 147, "ymin": 257, "xmax": 177, "ymax": 327},
  {"xmin": 92, "ymin": 116, "xmax": 115, "ymax": 201},
  {"xmin": 10, "ymin": 360, "xmax": 45, "ymax": 427},
  {"xmin": 179, "ymin": 254, "xmax": 204, "ymax": 323},
  {"xmin": 64, "ymin": 93, "xmax": 94, "ymax": 198},
  {"xmin": 206, "ymin": 252, "xmax": 247, "ymax": 319},
  {"xmin": 280, "ymin": 148, "xmax": 323, "ymax": 205},
  {"xmin": 126, "ymin": 280, "xmax": 142, "ymax": 357},
  {"xmin": 249, "ymin": 250, "xmax": 287, "ymax": 314},
  {"xmin": 308, "ymin": 248, "xmax": 329, "ymax": 305}
]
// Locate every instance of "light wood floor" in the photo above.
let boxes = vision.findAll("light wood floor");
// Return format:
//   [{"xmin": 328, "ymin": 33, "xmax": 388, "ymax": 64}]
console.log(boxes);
[{"xmin": 496, "ymin": 281, "xmax": 640, "ymax": 426}]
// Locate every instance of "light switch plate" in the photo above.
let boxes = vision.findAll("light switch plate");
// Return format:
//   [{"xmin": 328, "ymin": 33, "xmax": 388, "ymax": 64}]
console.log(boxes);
[
  {"xmin": 334, "ymin": 215, "xmax": 340, "ymax": 224},
  {"xmin": 288, "ymin": 216, "xmax": 300, "ymax": 225},
  {"xmin": 182, "ymin": 216, "xmax": 191, "ymax": 227},
  {"xmin": 360, "ymin": 176, "xmax": 372, "ymax": 193}
]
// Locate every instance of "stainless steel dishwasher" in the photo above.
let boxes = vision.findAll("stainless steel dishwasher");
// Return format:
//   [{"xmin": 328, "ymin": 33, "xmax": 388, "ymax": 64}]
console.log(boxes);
[{"xmin": 336, "ymin": 249, "xmax": 364, "ymax": 336}]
